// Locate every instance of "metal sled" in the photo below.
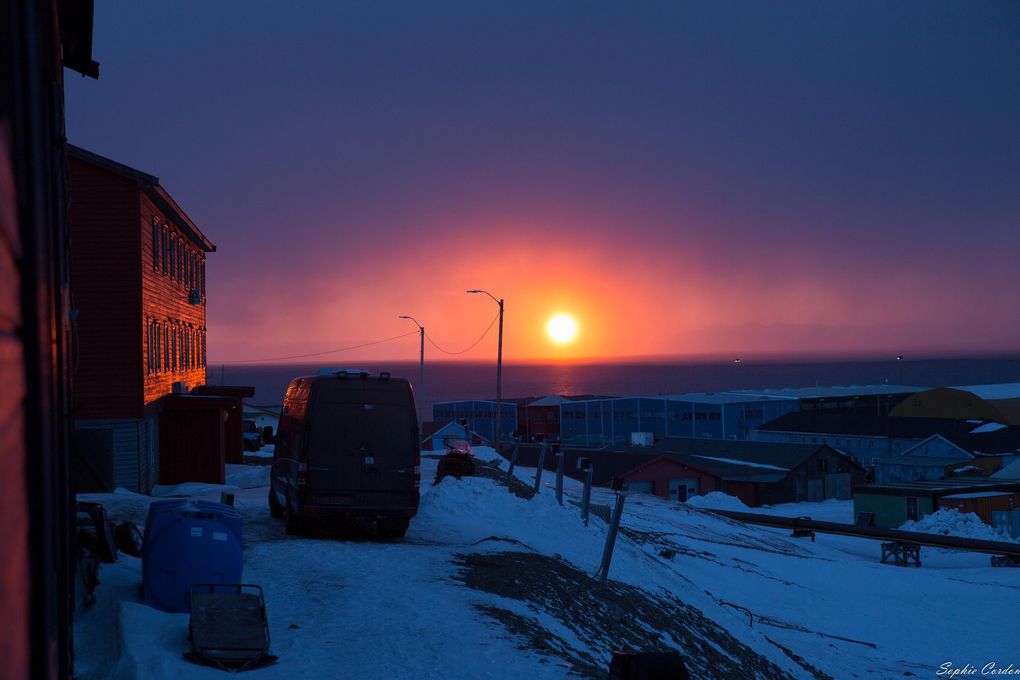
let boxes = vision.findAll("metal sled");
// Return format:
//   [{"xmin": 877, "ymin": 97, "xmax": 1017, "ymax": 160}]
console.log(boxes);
[{"xmin": 185, "ymin": 584, "xmax": 277, "ymax": 672}]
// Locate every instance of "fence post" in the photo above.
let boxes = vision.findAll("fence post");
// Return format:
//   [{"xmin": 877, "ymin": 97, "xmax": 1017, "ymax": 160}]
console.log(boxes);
[
  {"xmin": 533, "ymin": 441, "xmax": 547, "ymax": 494},
  {"xmin": 597, "ymin": 484, "xmax": 627, "ymax": 588},
  {"xmin": 507, "ymin": 435, "xmax": 521, "ymax": 478},
  {"xmin": 555, "ymin": 444, "xmax": 564, "ymax": 505},
  {"xmin": 582, "ymin": 464, "xmax": 593, "ymax": 526}
]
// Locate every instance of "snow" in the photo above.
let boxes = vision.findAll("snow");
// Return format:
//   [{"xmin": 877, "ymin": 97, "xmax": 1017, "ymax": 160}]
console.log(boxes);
[
  {"xmin": 951, "ymin": 465, "xmax": 982, "ymax": 474},
  {"xmin": 899, "ymin": 508, "xmax": 1018, "ymax": 543},
  {"xmin": 685, "ymin": 491, "xmax": 750, "ymax": 511},
  {"xmin": 953, "ymin": 383, "xmax": 1020, "ymax": 400},
  {"xmin": 74, "ymin": 449, "xmax": 1020, "ymax": 679},
  {"xmin": 691, "ymin": 455, "xmax": 788, "ymax": 471},
  {"xmin": 755, "ymin": 498, "xmax": 855, "ymax": 524},
  {"xmin": 970, "ymin": 422, "xmax": 1007, "ymax": 433},
  {"xmin": 941, "ymin": 491, "xmax": 1011, "ymax": 499}
]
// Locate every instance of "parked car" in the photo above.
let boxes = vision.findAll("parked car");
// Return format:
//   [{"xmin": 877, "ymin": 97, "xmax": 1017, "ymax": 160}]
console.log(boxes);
[
  {"xmin": 242, "ymin": 419, "xmax": 263, "ymax": 452},
  {"xmin": 269, "ymin": 370, "xmax": 420, "ymax": 537}
]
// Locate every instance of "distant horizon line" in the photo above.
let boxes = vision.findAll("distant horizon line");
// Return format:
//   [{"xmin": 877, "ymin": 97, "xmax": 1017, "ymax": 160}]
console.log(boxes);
[{"xmin": 206, "ymin": 350, "xmax": 1020, "ymax": 368}]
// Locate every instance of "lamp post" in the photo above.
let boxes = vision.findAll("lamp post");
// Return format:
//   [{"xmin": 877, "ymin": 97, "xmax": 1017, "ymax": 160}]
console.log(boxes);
[
  {"xmin": 399, "ymin": 315, "xmax": 425, "ymax": 441},
  {"xmin": 467, "ymin": 289, "xmax": 504, "ymax": 451}
]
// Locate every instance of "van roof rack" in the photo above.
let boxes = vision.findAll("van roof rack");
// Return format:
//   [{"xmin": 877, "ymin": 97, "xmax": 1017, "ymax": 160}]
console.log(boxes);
[{"xmin": 317, "ymin": 368, "xmax": 371, "ymax": 378}]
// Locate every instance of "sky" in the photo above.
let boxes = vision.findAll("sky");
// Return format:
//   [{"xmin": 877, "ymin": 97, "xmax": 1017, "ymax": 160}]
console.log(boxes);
[{"xmin": 65, "ymin": 1, "xmax": 1020, "ymax": 364}]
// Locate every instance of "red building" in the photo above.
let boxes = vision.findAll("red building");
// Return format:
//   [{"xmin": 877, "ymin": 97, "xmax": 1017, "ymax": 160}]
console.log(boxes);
[
  {"xmin": 618, "ymin": 456, "xmax": 732, "ymax": 502},
  {"xmin": 69, "ymin": 146, "xmax": 225, "ymax": 492},
  {"xmin": 518, "ymin": 395, "xmax": 567, "ymax": 441}
]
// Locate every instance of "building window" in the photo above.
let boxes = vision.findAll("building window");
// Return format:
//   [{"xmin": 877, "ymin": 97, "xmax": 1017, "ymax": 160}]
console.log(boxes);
[
  {"xmin": 154, "ymin": 322, "xmax": 162, "ymax": 373},
  {"xmin": 151, "ymin": 220, "xmax": 159, "ymax": 271},
  {"xmin": 161, "ymin": 228, "xmax": 168, "ymax": 274},
  {"xmin": 819, "ymin": 459, "xmax": 828, "ymax": 473},
  {"xmin": 200, "ymin": 259, "xmax": 206, "ymax": 295},
  {"xmin": 168, "ymin": 234, "xmax": 176, "ymax": 280}
]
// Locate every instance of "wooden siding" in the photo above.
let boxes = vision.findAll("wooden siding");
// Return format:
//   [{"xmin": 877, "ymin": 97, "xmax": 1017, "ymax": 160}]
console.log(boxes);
[
  {"xmin": 756, "ymin": 448, "xmax": 867, "ymax": 505},
  {"xmin": 140, "ymin": 193, "xmax": 208, "ymax": 405},
  {"xmin": 75, "ymin": 419, "xmax": 156, "ymax": 493},
  {"xmin": 0, "ymin": 134, "xmax": 30, "ymax": 680},
  {"xmin": 938, "ymin": 492, "xmax": 1020, "ymax": 524},
  {"xmin": 620, "ymin": 457, "xmax": 723, "ymax": 501},
  {"xmin": 68, "ymin": 158, "xmax": 144, "ymax": 419}
]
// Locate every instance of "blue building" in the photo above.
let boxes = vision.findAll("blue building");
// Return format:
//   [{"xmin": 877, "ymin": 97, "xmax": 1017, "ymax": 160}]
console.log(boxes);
[
  {"xmin": 432, "ymin": 400, "xmax": 518, "ymax": 444},
  {"xmin": 559, "ymin": 393, "xmax": 799, "ymax": 447}
]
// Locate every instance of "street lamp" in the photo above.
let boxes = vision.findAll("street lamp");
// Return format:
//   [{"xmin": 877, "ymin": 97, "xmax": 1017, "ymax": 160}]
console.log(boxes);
[
  {"xmin": 467, "ymin": 289, "xmax": 504, "ymax": 451},
  {"xmin": 399, "ymin": 315, "xmax": 425, "ymax": 442}
]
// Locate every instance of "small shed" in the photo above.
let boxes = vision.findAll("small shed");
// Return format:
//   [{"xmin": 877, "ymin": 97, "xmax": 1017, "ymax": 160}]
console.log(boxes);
[
  {"xmin": 617, "ymin": 455, "xmax": 726, "ymax": 502},
  {"xmin": 430, "ymin": 421, "xmax": 486, "ymax": 451},
  {"xmin": 190, "ymin": 384, "xmax": 255, "ymax": 463},
  {"xmin": 853, "ymin": 480, "xmax": 1020, "ymax": 528},
  {"xmin": 937, "ymin": 491, "xmax": 1020, "ymax": 524},
  {"xmin": 159, "ymin": 394, "xmax": 230, "ymax": 485}
]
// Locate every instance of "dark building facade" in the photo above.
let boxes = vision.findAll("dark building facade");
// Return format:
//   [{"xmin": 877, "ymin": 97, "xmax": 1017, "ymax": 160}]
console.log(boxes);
[
  {"xmin": 510, "ymin": 438, "xmax": 866, "ymax": 507},
  {"xmin": 69, "ymin": 146, "xmax": 215, "ymax": 493}
]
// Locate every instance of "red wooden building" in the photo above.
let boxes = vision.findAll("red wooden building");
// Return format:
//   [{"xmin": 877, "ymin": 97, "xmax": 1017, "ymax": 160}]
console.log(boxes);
[{"xmin": 68, "ymin": 146, "xmax": 227, "ymax": 492}]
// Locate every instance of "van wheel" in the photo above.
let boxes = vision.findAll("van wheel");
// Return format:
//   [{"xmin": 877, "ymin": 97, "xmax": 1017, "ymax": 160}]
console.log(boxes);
[
  {"xmin": 268, "ymin": 488, "xmax": 284, "ymax": 518},
  {"xmin": 377, "ymin": 518, "xmax": 409, "ymax": 539},
  {"xmin": 284, "ymin": 494, "xmax": 302, "ymax": 536}
]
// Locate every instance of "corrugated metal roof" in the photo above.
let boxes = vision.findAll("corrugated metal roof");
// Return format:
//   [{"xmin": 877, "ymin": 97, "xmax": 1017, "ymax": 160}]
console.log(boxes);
[{"xmin": 756, "ymin": 412, "xmax": 987, "ymax": 438}]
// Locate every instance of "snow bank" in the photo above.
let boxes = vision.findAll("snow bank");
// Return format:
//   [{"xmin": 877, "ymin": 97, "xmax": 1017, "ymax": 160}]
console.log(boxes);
[
  {"xmin": 899, "ymin": 508, "xmax": 1017, "ymax": 543},
  {"xmin": 226, "ymin": 463, "xmax": 271, "ymax": 488},
  {"xmin": 686, "ymin": 491, "xmax": 750, "ymax": 512}
]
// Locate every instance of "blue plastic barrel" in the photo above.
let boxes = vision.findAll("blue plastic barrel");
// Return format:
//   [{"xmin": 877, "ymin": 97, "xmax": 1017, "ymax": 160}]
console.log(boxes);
[{"xmin": 142, "ymin": 499, "xmax": 244, "ymax": 612}]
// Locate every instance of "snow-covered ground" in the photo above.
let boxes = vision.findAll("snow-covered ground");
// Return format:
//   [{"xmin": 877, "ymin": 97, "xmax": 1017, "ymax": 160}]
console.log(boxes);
[{"xmin": 75, "ymin": 452, "xmax": 1020, "ymax": 679}]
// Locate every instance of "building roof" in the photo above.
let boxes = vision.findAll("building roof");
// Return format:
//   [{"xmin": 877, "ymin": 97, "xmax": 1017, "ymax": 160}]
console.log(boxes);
[
  {"xmin": 659, "ymin": 392, "xmax": 798, "ymax": 405},
  {"xmin": 939, "ymin": 427, "xmax": 1020, "ymax": 457},
  {"xmin": 527, "ymin": 395, "xmax": 572, "ymax": 407},
  {"xmin": 756, "ymin": 412, "xmax": 984, "ymax": 439},
  {"xmin": 952, "ymin": 383, "xmax": 1020, "ymax": 400},
  {"xmin": 563, "ymin": 385, "xmax": 921, "ymax": 406},
  {"xmin": 873, "ymin": 456, "xmax": 962, "ymax": 468},
  {"xmin": 729, "ymin": 384, "xmax": 925, "ymax": 399},
  {"xmin": 603, "ymin": 437, "xmax": 859, "ymax": 482},
  {"xmin": 991, "ymin": 458, "xmax": 1020, "ymax": 480},
  {"xmin": 68, "ymin": 145, "xmax": 215, "ymax": 252},
  {"xmin": 853, "ymin": 478, "xmax": 1020, "ymax": 497}
]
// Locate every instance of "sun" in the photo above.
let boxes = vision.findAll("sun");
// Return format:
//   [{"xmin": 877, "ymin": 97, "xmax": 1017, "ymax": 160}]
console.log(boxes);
[{"xmin": 546, "ymin": 314, "xmax": 578, "ymax": 345}]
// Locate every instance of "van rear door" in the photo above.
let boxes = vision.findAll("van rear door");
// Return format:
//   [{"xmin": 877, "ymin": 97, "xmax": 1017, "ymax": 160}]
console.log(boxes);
[{"xmin": 305, "ymin": 379, "xmax": 417, "ymax": 507}]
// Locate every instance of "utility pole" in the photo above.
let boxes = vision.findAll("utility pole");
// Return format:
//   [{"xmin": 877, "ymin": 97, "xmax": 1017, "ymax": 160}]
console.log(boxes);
[
  {"xmin": 399, "ymin": 315, "xmax": 426, "ymax": 441},
  {"xmin": 467, "ymin": 290, "xmax": 504, "ymax": 452}
]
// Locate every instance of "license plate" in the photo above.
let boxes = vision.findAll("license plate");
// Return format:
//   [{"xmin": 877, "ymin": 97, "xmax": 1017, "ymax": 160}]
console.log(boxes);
[{"xmin": 316, "ymin": 494, "xmax": 353, "ymax": 505}]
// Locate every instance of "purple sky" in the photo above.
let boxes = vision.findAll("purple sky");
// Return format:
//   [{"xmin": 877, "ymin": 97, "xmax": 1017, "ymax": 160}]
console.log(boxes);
[{"xmin": 65, "ymin": 1, "xmax": 1020, "ymax": 363}]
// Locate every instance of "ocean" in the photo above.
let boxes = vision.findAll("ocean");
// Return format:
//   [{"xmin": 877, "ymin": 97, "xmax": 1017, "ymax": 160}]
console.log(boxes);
[{"xmin": 212, "ymin": 355, "xmax": 1020, "ymax": 413}]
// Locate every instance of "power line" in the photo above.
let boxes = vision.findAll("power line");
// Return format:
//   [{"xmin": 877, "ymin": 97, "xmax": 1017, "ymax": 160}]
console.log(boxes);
[
  {"xmin": 425, "ymin": 312, "xmax": 499, "ymax": 355},
  {"xmin": 219, "ymin": 331, "xmax": 419, "ymax": 364}
]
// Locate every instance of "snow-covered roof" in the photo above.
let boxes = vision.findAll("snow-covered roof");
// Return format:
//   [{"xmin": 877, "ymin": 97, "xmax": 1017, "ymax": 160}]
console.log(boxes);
[
  {"xmin": 730, "ymin": 384, "xmax": 925, "ymax": 399},
  {"xmin": 941, "ymin": 491, "xmax": 1013, "ymax": 499},
  {"xmin": 952, "ymin": 383, "xmax": 1020, "ymax": 400},
  {"xmin": 692, "ymin": 455, "xmax": 789, "ymax": 472},
  {"xmin": 970, "ymin": 422, "xmax": 1007, "ymax": 434},
  {"xmin": 528, "ymin": 395, "xmax": 572, "ymax": 407},
  {"xmin": 992, "ymin": 458, "xmax": 1020, "ymax": 479}
]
